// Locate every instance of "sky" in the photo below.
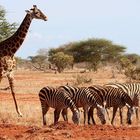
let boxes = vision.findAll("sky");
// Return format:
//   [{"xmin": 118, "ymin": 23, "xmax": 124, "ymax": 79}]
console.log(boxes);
[{"xmin": 0, "ymin": 0, "xmax": 140, "ymax": 58}]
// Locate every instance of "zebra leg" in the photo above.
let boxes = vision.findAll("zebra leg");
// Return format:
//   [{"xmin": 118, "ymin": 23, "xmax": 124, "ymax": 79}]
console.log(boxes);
[
  {"xmin": 61, "ymin": 108, "xmax": 68, "ymax": 121},
  {"xmin": 135, "ymin": 107, "xmax": 139, "ymax": 121},
  {"xmin": 133, "ymin": 95, "xmax": 139, "ymax": 121},
  {"xmin": 106, "ymin": 109, "xmax": 111, "ymax": 121},
  {"xmin": 83, "ymin": 106, "xmax": 89, "ymax": 125},
  {"xmin": 41, "ymin": 103, "xmax": 49, "ymax": 126},
  {"xmin": 127, "ymin": 107, "xmax": 133, "ymax": 125},
  {"xmin": 54, "ymin": 109, "xmax": 61, "ymax": 124},
  {"xmin": 83, "ymin": 110, "xmax": 86, "ymax": 125},
  {"xmin": 0, "ymin": 72, "xmax": 3, "ymax": 84},
  {"xmin": 111, "ymin": 107, "xmax": 118, "ymax": 125},
  {"xmin": 119, "ymin": 108, "xmax": 123, "ymax": 125},
  {"xmin": 88, "ymin": 107, "xmax": 96, "ymax": 125}
]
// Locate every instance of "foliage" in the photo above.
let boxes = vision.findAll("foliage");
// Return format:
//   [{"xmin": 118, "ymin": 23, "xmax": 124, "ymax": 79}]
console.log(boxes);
[
  {"xmin": 48, "ymin": 38, "xmax": 126, "ymax": 71},
  {"xmin": 28, "ymin": 55, "xmax": 47, "ymax": 64},
  {"xmin": 15, "ymin": 57, "xmax": 31, "ymax": 69},
  {"xmin": 124, "ymin": 54, "xmax": 140, "ymax": 64},
  {"xmin": 0, "ymin": 5, "xmax": 17, "ymax": 42},
  {"xmin": 49, "ymin": 52, "xmax": 74, "ymax": 73},
  {"xmin": 15, "ymin": 57, "xmax": 24, "ymax": 65},
  {"xmin": 118, "ymin": 54, "xmax": 140, "ymax": 81},
  {"xmin": 28, "ymin": 55, "xmax": 49, "ymax": 71}
]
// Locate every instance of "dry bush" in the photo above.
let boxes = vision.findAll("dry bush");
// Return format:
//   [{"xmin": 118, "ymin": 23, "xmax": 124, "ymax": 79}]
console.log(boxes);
[{"xmin": 73, "ymin": 74, "xmax": 92, "ymax": 86}]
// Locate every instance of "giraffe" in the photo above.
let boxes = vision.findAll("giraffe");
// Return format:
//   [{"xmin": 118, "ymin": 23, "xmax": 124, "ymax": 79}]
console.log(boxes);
[{"xmin": 0, "ymin": 5, "xmax": 48, "ymax": 117}]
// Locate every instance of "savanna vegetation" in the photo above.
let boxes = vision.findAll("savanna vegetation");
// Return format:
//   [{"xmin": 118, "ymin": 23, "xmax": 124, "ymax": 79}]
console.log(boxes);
[
  {"xmin": 25, "ymin": 39, "xmax": 140, "ymax": 81},
  {"xmin": 0, "ymin": 5, "xmax": 17, "ymax": 42},
  {"xmin": 1, "ymin": 5, "xmax": 140, "ymax": 82}
]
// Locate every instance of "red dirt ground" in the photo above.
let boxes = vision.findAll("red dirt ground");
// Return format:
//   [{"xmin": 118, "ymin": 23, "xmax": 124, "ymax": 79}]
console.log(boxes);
[
  {"xmin": 0, "ymin": 70, "xmax": 140, "ymax": 140},
  {"xmin": 0, "ymin": 122, "xmax": 140, "ymax": 140},
  {"xmin": 1, "ymin": 93, "xmax": 140, "ymax": 140}
]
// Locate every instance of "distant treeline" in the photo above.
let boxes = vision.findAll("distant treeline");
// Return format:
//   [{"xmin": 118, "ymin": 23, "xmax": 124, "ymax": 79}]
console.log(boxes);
[{"xmin": 16, "ymin": 38, "xmax": 140, "ymax": 81}]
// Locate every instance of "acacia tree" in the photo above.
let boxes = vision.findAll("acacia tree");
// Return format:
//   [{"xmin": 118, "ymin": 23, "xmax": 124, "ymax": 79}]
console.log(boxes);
[
  {"xmin": 0, "ymin": 5, "xmax": 17, "ymax": 41},
  {"xmin": 49, "ymin": 38, "xmax": 126, "ymax": 71},
  {"xmin": 49, "ymin": 52, "xmax": 74, "ymax": 73},
  {"xmin": 28, "ymin": 48, "xmax": 49, "ymax": 71},
  {"xmin": 28, "ymin": 55, "xmax": 49, "ymax": 71}
]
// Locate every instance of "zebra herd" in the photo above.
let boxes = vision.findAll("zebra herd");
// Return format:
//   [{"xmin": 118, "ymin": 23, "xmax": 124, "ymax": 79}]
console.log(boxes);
[{"xmin": 38, "ymin": 83, "xmax": 140, "ymax": 126}]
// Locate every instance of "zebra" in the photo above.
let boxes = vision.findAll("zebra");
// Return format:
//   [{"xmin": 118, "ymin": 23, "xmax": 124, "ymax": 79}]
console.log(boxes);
[
  {"xmin": 58, "ymin": 85, "xmax": 106, "ymax": 125},
  {"xmin": 87, "ymin": 85, "xmax": 107, "ymax": 125},
  {"xmin": 104, "ymin": 83, "xmax": 140, "ymax": 121},
  {"xmin": 38, "ymin": 86, "xmax": 80, "ymax": 125},
  {"xmin": 88, "ymin": 85, "xmax": 134, "ymax": 125}
]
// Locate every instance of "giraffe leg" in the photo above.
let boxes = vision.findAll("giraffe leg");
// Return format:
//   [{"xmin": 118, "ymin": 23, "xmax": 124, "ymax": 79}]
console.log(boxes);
[
  {"xmin": 0, "ymin": 57, "xmax": 14, "ymax": 91},
  {"xmin": 7, "ymin": 71, "xmax": 22, "ymax": 117},
  {"xmin": 0, "ymin": 72, "xmax": 10, "ymax": 90}
]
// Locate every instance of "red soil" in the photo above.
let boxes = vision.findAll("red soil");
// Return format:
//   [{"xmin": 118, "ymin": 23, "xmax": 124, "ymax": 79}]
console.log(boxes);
[
  {"xmin": 0, "ymin": 122, "xmax": 140, "ymax": 140},
  {"xmin": 0, "ymin": 70, "xmax": 140, "ymax": 139}
]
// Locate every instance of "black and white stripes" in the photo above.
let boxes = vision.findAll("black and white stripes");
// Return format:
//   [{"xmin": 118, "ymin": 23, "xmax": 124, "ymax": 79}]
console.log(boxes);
[
  {"xmin": 38, "ymin": 83, "xmax": 135, "ymax": 126},
  {"xmin": 59, "ymin": 85, "xmax": 106, "ymax": 124},
  {"xmin": 39, "ymin": 86, "xmax": 80, "ymax": 125},
  {"xmin": 88, "ymin": 85, "xmax": 134, "ymax": 125},
  {"xmin": 105, "ymin": 83, "xmax": 140, "ymax": 121}
]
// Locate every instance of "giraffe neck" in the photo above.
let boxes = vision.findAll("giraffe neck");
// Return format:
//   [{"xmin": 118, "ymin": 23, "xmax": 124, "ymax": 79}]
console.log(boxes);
[{"xmin": 0, "ymin": 13, "xmax": 33, "ymax": 57}]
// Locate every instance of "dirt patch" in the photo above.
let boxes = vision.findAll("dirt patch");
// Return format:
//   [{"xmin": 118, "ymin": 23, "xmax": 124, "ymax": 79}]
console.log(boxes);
[
  {"xmin": 0, "ymin": 122, "xmax": 140, "ymax": 140},
  {"xmin": 0, "ymin": 123, "xmax": 29, "ymax": 139}
]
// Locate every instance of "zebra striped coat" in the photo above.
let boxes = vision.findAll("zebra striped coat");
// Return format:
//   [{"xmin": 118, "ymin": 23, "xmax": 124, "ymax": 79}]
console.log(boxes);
[
  {"xmin": 59, "ymin": 85, "xmax": 106, "ymax": 124},
  {"xmin": 88, "ymin": 85, "xmax": 134, "ymax": 125},
  {"xmin": 105, "ymin": 83, "xmax": 140, "ymax": 120},
  {"xmin": 38, "ymin": 86, "xmax": 80, "ymax": 125}
]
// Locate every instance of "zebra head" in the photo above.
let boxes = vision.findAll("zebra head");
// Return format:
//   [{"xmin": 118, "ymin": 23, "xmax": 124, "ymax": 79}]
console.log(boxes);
[
  {"xmin": 96, "ymin": 104, "xmax": 106, "ymax": 124},
  {"xmin": 72, "ymin": 109, "xmax": 80, "ymax": 125},
  {"xmin": 126, "ymin": 104, "xmax": 135, "ymax": 125}
]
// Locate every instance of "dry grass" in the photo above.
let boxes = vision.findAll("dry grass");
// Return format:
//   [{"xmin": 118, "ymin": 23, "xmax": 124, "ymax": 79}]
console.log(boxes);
[{"xmin": 0, "ymin": 69, "xmax": 139, "ymax": 127}]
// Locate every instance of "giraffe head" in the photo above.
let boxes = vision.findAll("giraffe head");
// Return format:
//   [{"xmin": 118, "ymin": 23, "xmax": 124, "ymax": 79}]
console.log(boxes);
[{"xmin": 26, "ymin": 5, "xmax": 48, "ymax": 21}]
